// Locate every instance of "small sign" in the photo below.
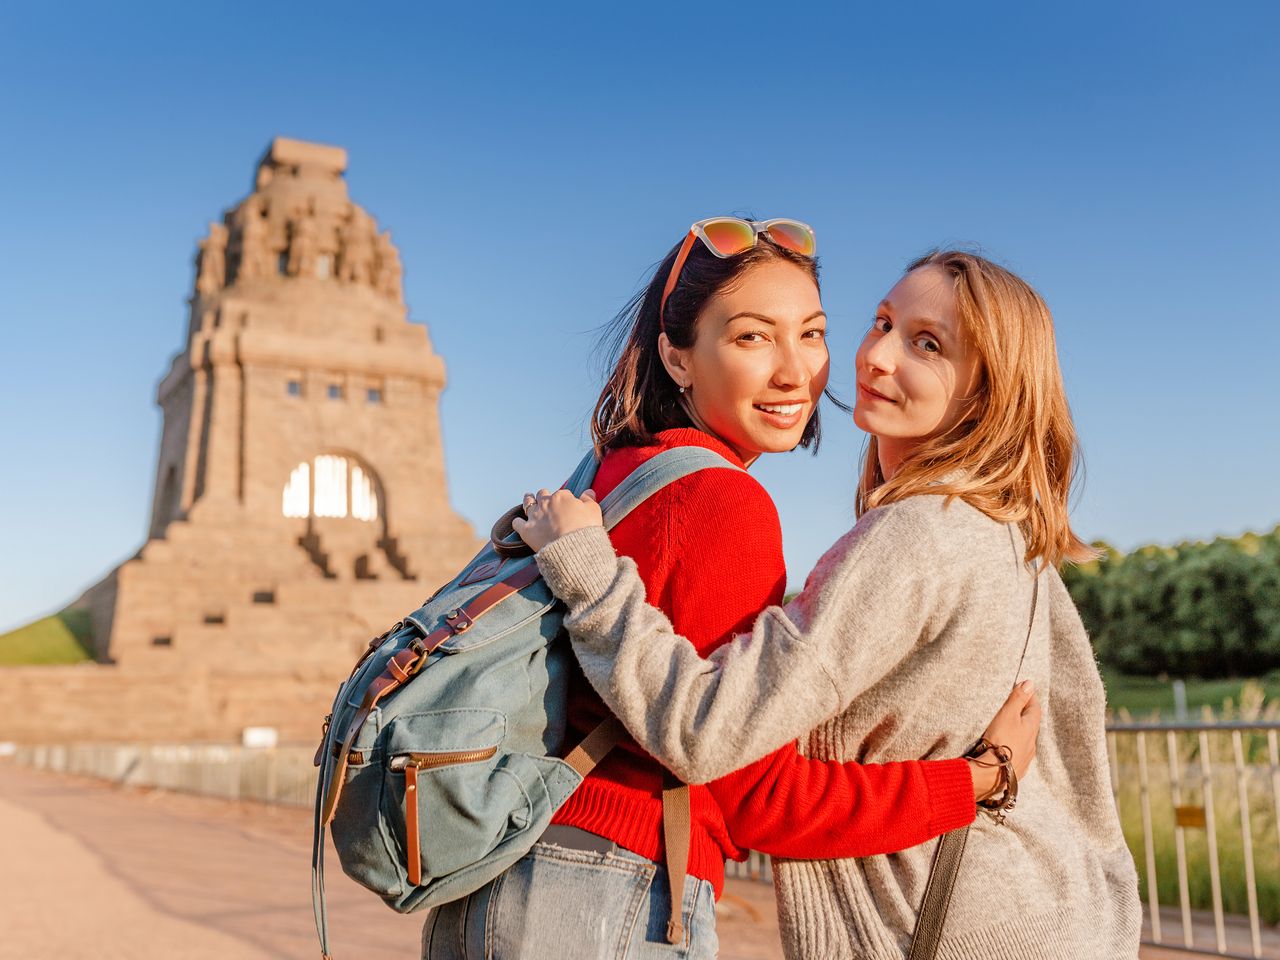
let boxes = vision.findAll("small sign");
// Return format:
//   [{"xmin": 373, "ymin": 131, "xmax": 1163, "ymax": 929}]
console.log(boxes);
[
  {"xmin": 242, "ymin": 726, "xmax": 279, "ymax": 749},
  {"xmin": 1175, "ymin": 805, "xmax": 1207, "ymax": 829}
]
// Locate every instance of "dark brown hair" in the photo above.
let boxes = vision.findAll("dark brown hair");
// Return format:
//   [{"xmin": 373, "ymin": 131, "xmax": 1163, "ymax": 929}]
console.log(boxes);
[{"xmin": 591, "ymin": 229, "xmax": 827, "ymax": 457}]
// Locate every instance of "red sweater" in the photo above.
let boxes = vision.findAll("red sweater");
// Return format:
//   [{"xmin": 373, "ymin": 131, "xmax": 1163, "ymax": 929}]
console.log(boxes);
[{"xmin": 551, "ymin": 428, "xmax": 975, "ymax": 895}]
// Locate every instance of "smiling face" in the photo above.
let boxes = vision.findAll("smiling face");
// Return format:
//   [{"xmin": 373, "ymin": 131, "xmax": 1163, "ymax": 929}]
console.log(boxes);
[
  {"xmin": 659, "ymin": 258, "xmax": 829, "ymax": 465},
  {"xmin": 853, "ymin": 265, "xmax": 984, "ymax": 477}
]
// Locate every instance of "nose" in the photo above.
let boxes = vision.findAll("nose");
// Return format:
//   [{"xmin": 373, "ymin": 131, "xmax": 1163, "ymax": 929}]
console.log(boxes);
[
  {"xmin": 771, "ymin": 335, "xmax": 813, "ymax": 391},
  {"xmin": 861, "ymin": 329, "xmax": 898, "ymax": 375}
]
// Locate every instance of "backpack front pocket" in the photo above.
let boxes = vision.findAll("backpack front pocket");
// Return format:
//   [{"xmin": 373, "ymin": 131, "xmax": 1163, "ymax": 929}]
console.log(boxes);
[
  {"xmin": 389, "ymin": 746, "xmax": 500, "ymax": 885},
  {"xmin": 381, "ymin": 708, "xmax": 535, "ymax": 888}
]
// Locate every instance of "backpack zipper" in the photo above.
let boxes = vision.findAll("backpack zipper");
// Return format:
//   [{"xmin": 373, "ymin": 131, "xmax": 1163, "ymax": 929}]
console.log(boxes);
[{"xmin": 389, "ymin": 746, "xmax": 499, "ymax": 886}]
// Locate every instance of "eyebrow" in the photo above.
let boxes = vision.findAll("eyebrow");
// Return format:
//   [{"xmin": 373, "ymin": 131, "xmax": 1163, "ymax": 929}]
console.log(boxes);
[{"xmin": 723, "ymin": 310, "xmax": 827, "ymax": 326}]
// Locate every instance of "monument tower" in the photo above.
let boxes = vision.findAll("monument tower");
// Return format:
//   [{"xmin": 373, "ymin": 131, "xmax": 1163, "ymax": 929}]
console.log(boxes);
[{"xmin": 24, "ymin": 138, "xmax": 481, "ymax": 740}]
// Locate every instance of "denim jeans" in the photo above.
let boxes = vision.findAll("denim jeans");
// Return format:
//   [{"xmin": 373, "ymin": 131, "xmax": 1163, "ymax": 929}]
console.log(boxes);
[{"xmin": 421, "ymin": 840, "xmax": 719, "ymax": 960}]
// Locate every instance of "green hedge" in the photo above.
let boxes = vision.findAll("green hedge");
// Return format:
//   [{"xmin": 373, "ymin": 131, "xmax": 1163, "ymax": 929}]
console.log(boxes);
[{"xmin": 1064, "ymin": 526, "xmax": 1280, "ymax": 678}]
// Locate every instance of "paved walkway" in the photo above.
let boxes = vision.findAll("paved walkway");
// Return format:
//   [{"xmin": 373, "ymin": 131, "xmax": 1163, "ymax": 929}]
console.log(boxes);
[
  {"xmin": 0, "ymin": 762, "xmax": 779, "ymax": 959},
  {"xmin": 2, "ymin": 761, "xmax": 1258, "ymax": 959}
]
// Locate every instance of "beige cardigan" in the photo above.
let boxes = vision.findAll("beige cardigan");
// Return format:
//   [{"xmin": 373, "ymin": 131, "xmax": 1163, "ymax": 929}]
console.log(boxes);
[{"xmin": 535, "ymin": 493, "xmax": 1141, "ymax": 959}]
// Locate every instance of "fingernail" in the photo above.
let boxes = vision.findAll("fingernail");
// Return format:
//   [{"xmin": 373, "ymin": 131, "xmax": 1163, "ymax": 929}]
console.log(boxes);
[{"xmin": 1022, "ymin": 680, "xmax": 1035, "ymax": 693}]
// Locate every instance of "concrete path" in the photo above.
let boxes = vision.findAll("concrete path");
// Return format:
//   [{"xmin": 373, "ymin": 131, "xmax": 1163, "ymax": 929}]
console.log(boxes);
[
  {"xmin": 1, "ymin": 761, "xmax": 1251, "ymax": 959},
  {"xmin": 0, "ymin": 762, "xmax": 779, "ymax": 959}
]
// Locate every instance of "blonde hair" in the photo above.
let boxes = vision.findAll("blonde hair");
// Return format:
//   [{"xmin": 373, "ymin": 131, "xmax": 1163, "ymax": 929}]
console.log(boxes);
[{"xmin": 856, "ymin": 250, "xmax": 1093, "ymax": 568}]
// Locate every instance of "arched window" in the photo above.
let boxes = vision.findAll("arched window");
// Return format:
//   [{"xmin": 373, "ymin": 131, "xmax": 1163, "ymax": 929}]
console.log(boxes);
[{"xmin": 282, "ymin": 455, "xmax": 379, "ymax": 521}]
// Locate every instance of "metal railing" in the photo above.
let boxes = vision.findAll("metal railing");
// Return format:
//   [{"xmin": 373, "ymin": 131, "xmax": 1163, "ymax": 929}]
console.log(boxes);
[{"xmin": 1107, "ymin": 720, "xmax": 1280, "ymax": 959}]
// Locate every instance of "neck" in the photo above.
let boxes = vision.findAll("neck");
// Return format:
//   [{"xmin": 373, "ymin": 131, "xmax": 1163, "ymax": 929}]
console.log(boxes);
[
  {"xmin": 680, "ymin": 398, "xmax": 760, "ymax": 468},
  {"xmin": 876, "ymin": 436, "xmax": 915, "ymax": 481}
]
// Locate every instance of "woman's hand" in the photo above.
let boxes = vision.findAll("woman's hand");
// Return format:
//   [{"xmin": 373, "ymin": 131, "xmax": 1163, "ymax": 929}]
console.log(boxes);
[
  {"xmin": 512, "ymin": 488, "xmax": 604, "ymax": 552},
  {"xmin": 967, "ymin": 680, "xmax": 1041, "ymax": 801}
]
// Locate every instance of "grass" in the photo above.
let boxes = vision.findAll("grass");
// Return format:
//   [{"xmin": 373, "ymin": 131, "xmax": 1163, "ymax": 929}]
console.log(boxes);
[
  {"xmin": 1103, "ymin": 670, "xmax": 1280, "ymax": 718},
  {"xmin": 0, "ymin": 608, "xmax": 94, "ymax": 665}
]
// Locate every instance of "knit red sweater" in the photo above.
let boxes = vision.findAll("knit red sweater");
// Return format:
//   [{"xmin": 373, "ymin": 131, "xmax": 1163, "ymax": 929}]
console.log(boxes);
[{"xmin": 551, "ymin": 428, "xmax": 976, "ymax": 895}]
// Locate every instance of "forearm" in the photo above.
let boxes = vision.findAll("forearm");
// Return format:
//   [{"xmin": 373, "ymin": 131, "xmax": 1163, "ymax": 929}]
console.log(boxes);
[
  {"xmin": 539, "ymin": 528, "xmax": 842, "ymax": 782},
  {"xmin": 710, "ymin": 746, "xmax": 976, "ymax": 859}
]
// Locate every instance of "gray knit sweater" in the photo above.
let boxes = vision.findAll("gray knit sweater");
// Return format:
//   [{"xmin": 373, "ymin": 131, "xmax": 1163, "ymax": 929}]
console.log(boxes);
[{"xmin": 535, "ymin": 493, "xmax": 1141, "ymax": 960}]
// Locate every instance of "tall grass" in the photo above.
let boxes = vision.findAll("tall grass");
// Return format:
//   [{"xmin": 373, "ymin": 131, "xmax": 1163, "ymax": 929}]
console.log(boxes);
[{"xmin": 1110, "ymin": 682, "xmax": 1280, "ymax": 926}]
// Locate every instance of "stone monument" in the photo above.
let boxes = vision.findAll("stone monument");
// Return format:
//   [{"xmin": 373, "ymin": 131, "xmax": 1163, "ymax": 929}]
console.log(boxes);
[{"xmin": 0, "ymin": 138, "xmax": 481, "ymax": 743}]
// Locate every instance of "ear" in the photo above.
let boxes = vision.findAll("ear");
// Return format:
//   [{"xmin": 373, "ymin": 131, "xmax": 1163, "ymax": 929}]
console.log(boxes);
[{"xmin": 657, "ymin": 332, "xmax": 693, "ymax": 390}]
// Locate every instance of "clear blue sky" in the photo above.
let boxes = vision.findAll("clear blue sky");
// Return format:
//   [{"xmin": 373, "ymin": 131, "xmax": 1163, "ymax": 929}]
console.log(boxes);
[{"xmin": 2, "ymin": 2, "xmax": 1277, "ymax": 633}]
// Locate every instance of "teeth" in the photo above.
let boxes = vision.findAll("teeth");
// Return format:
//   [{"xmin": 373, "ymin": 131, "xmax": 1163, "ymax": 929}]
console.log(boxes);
[{"xmin": 757, "ymin": 403, "xmax": 803, "ymax": 416}]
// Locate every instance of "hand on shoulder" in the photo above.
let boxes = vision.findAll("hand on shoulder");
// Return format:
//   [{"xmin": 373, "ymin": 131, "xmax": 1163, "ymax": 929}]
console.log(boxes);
[{"xmin": 514, "ymin": 488, "xmax": 603, "ymax": 552}]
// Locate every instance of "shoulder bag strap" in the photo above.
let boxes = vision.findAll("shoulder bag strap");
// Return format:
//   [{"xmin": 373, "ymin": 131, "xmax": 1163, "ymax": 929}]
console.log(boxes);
[{"xmin": 906, "ymin": 572, "xmax": 1040, "ymax": 960}]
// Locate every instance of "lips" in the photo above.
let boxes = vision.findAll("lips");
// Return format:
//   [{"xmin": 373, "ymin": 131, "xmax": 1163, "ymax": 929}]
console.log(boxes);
[
  {"xmin": 754, "ymin": 400, "xmax": 808, "ymax": 428},
  {"xmin": 857, "ymin": 382, "xmax": 896, "ymax": 403}
]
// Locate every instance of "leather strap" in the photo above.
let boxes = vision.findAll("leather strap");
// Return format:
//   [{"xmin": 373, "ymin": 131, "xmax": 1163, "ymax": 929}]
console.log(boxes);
[
  {"xmin": 906, "ymin": 825, "xmax": 970, "ymax": 960},
  {"xmin": 561, "ymin": 717, "xmax": 691, "ymax": 947},
  {"xmin": 563, "ymin": 716, "xmax": 627, "ymax": 777},
  {"xmin": 404, "ymin": 764, "xmax": 422, "ymax": 887},
  {"xmin": 906, "ymin": 570, "xmax": 1041, "ymax": 957},
  {"xmin": 661, "ymin": 775, "xmax": 692, "ymax": 945}
]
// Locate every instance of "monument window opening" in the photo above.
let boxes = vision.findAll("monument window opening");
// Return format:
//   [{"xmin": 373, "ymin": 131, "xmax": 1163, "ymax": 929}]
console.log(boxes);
[
  {"xmin": 366, "ymin": 388, "xmax": 382, "ymax": 404},
  {"xmin": 152, "ymin": 636, "xmax": 172, "ymax": 648},
  {"xmin": 327, "ymin": 384, "xmax": 344, "ymax": 400},
  {"xmin": 281, "ymin": 455, "xmax": 379, "ymax": 521},
  {"xmin": 277, "ymin": 253, "xmax": 289, "ymax": 276},
  {"xmin": 252, "ymin": 590, "xmax": 276, "ymax": 604},
  {"xmin": 287, "ymin": 379, "xmax": 302, "ymax": 397},
  {"xmin": 203, "ymin": 613, "xmax": 225, "ymax": 626}
]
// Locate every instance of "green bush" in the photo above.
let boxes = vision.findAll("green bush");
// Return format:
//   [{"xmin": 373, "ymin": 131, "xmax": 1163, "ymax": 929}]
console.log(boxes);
[{"xmin": 1064, "ymin": 526, "xmax": 1280, "ymax": 678}]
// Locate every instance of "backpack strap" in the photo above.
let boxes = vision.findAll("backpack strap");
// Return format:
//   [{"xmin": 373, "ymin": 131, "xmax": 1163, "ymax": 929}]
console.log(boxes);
[
  {"xmin": 598, "ymin": 445, "xmax": 742, "ymax": 528},
  {"xmin": 574, "ymin": 445, "xmax": 739, "ymax": 947}
]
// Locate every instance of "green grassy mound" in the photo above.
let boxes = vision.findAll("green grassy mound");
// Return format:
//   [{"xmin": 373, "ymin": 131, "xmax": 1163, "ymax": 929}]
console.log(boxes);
[{"xmin": 0, "ymin": 608, "xmax": 93, "ymax": 665}]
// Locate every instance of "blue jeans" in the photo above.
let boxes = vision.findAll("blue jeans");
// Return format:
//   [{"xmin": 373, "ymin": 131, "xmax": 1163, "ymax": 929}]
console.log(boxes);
[{"xmin": 421, "ymin": 840, "xmax": 719, "ymax": 960}]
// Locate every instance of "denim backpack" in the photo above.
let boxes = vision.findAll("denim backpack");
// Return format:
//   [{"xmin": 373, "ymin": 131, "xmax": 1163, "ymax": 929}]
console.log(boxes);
[{"xmin": 311, "ymin": 446, "xmax": 742, "ymax": 958}]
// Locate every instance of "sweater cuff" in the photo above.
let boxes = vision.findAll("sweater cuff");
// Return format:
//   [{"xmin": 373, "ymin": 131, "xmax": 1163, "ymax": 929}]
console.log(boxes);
[
  {"xmin": 923, "ymin": 758, "xmax": 978, "ymax": 836},
  {"xmin": 535, "ymin": 526, "xmax": 620, "ymax": 609}
]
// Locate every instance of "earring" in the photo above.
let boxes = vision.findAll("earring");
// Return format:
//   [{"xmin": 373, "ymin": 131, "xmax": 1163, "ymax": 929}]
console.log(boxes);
[{"xmin": 679, "ymin": 385, "xmax": 686, "ymax": 394}]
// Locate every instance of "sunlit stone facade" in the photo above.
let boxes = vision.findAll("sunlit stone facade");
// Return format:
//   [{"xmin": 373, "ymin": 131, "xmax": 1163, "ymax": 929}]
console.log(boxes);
[{"xmin": 0, "ymin": 139, "xmax": 480, "ymax": 743}]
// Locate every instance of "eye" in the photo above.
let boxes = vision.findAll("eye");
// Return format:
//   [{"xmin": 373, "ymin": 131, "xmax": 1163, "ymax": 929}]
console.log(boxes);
[
  {"xmin": 872, "ymin": 315, "xmax": 891, "ymax": 333},
  {"xmin": 802, "ymin": 327, "xmax": 827, "ymax": 341},
  {"xmin": 913, "ymin": 335, "xmax": 941, "ymax": 354},
  {"xmin": 736, "ymin": 330, "xmax": 766, "ymax": 344}
]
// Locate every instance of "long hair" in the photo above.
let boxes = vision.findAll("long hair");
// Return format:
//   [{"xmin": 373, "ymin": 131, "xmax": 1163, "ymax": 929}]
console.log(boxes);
[
  {"xmin": 591, "ymin": 229, "xmax": 824, "ymax": 456},
  {"xmin": 856, "ymin": 250, "xmax": 1092, "ymax": 568}
]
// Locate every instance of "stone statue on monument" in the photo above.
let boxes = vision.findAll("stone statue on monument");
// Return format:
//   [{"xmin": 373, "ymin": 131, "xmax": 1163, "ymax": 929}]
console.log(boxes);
[
  {"xmin": 195, "ymin": 222, "xmax": 228, "ymax": 296},
  {"xmin": 237, "ymin": 200, "xmax": 272, "ymax": 281},
  {"xmin": 337, "ymin": 209, "xmax": 376, "ymax": 286},
  {"xmin": 374, "ymin": 231, "xmax": 403, "ymax": 301},
  {"xmin": 287, "ymin": 209, "xmax": 320, "ymax": 278}
]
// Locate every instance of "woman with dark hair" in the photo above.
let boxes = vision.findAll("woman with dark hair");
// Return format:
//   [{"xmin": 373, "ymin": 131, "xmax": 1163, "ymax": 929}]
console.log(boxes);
[
  {"xmin": 422, "ymin": 222, "xmax": 1041, "ymax": 960},
  {"xmin": 517, "ymin": 250, "xmax": 1141, "ymax": 958}
]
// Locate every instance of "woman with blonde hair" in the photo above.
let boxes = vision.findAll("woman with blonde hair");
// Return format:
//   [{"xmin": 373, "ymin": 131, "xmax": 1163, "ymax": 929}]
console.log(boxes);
[{"xmin": 517, "ymin": 250, "xmax": 1142, "ymax": 958}]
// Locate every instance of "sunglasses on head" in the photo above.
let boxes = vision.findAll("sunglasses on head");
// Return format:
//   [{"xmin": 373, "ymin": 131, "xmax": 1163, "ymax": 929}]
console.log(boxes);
[{"xmin": 659, "ymin": 217, "xmax": 817, "ymax": 331}]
